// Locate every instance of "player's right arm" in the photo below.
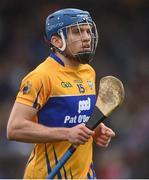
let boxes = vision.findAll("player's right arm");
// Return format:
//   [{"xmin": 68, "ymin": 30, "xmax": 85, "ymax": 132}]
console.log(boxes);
[{"xmin": 7, "ymin": 102, "xmax": 94, "ymax": 144}]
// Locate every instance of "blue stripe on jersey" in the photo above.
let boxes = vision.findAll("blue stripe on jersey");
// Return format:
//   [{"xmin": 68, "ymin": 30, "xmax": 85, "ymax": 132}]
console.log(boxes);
[
  {"xmin": 37, "ymin": 95, "xmax": 96, "ymax": 127},
  {"xmin": 62, "ymin": 166, "xmax": 67, "ymax": 179},
  {"xmin": 87, "ymin": 163, "xmax": 96, "ymax": 179},
  {"xmin": 33, "ymin": 92, "xmax": 39, "ymax": 109},
  {"xmin": 45, "ymin": 144, "xmax": 51, "ymax": 174},
  {"xmin": 70, "ymin": 168, "xmax": 73, "ymax": 179},
  {"xmin": 50, "ymin": 52, "xmax": 65, "ymax": 66},
  {"xmin": 33, "ymin": 85, "xmax": 43, "ymax": 110},
  {"xmin": 52, "ymin": 145, "xmax": 62, "ymax": 179},
  {"xmin": 26, "ymin": 148, "xmax": 35, "ymax": 165},
  {"xmin": 91, "ymin": 163, "xmax": 96, "ymax": 178},
  {"xmin": 87, "ymin": 171, "xmax": 92, "ymax": 179}
]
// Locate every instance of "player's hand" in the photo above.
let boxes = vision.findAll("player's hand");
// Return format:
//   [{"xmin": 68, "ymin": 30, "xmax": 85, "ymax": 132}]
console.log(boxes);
[
  {"xmin": 93, "ymin": 123, "xmax": 115, "ymax": 148},
  {"xmin": 67, "ymin": 123, "xmax": 94, "ymax": 145}
]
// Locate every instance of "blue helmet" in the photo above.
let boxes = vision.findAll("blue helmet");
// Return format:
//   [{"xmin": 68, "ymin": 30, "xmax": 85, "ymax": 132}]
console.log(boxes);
[
  {"xmin": 45, "ymin": 8, "xmax": 98, "ymax": 63},
  {"xmin": 45, "ymin": 8, "xmax": 93, "ymax": 40}
]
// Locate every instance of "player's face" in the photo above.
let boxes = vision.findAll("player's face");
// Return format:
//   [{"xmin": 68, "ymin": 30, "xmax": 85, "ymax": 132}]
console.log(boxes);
[{"xmin": 65, "ymin": 24, "xmax": 92, "ymax": 56}]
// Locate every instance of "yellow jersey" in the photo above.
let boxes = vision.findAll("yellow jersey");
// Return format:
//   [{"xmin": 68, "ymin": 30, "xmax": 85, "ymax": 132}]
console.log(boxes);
[{"xmin": 16, "ymin": 52, "xmax": 97, "ymax": 179}]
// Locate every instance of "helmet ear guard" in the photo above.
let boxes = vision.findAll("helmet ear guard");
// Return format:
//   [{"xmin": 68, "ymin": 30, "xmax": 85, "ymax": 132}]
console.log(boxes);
[{"xmin": 45, "ymin": 8, "xmax": 98, "ymax": 63}]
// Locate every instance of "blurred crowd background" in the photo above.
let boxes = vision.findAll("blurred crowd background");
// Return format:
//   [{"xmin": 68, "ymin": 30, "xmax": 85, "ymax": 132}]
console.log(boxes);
[{"xmin": 0, "ymin": 0, "xmax": 149, "ymax": 178}]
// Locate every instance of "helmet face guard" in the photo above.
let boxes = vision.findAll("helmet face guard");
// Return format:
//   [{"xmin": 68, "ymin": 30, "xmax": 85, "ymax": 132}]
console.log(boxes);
[
  {"xmin": 63, "ymin": 21, "xmax": 98, "ymax": 63},
  {"xmin": 45, "ymin": 8, "xmax": 98, "ymax": 63}
]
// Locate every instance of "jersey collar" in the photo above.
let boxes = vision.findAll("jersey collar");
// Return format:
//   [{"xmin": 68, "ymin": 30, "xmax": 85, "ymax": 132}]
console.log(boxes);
[{"xmin": 50, "ymin": 52, "xmax": 65, "ymax": 66}]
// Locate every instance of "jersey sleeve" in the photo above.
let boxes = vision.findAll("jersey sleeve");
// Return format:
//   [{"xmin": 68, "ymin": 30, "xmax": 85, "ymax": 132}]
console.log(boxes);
[{"xmin": 16, "ymin": 70, "xmax": 51, "ymax": 110}]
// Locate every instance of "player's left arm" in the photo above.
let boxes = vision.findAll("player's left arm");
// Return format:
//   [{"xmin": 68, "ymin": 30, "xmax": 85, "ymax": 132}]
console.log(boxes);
[{"xmin": 93, "ymin": 122, "xmax": 115, "ymax": 148}]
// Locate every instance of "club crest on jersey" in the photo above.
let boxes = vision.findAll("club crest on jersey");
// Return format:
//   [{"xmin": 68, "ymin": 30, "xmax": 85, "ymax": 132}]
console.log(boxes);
[
  {"xmin": 87, "ymin": 80, "xmax": 93, "ymax": 90},
  {"xmin": 77, "ymin": 83, "xmax": 85, "ymax": 93},
  {"xmin": 22, "ymin": 81, "xmax": 32, "ymax": 94}
]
